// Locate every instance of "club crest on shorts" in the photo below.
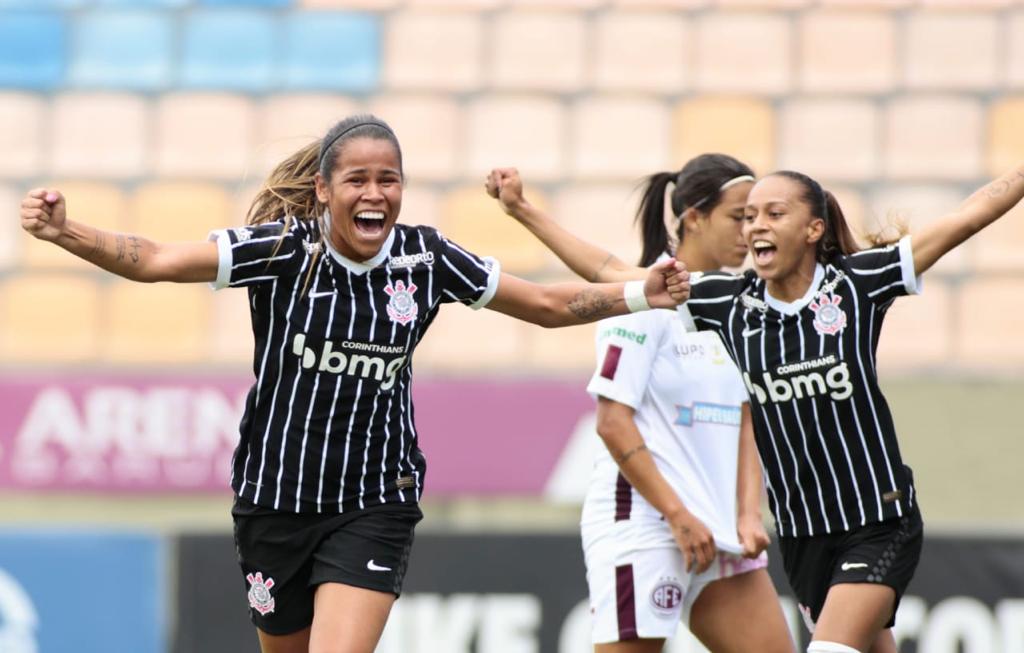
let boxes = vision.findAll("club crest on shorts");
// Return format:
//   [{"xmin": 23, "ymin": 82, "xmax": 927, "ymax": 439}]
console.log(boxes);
[
  {"xmin": 246, "ymin": 571, "xmax": 276, "ymax": 616},
  {"xmin": 809, "ymin": 294, "xmax": 847, "ymax": 336},
  {"xmin": 650, "ymin": 577, "xmax": 684, "ymax": 614},
  {"xmin": 384, "ymin": 280, "xmax": 418, "ymax": 326}
]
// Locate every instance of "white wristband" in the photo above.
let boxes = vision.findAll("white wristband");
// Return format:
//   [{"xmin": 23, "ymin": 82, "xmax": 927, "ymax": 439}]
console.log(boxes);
[{"xmin": 624, "ymin": 280, "xmax": 650, "ymax": 313}]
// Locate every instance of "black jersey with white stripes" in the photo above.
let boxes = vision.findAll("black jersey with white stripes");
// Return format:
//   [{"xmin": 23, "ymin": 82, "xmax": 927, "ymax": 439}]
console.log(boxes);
[
  {"xmin": 683, "ymin": 237, "xmax": 921, "ymax": 538},
  {"xmin": 209, "ymin": 218, "xmax": 500, "ymax": 514}
]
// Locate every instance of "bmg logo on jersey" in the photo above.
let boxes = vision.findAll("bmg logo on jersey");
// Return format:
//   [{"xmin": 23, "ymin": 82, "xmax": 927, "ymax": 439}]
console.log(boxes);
[
  {"xmin": 743, "ymin": 355, "xmax": 854, "ymax": 404},
  {"xmin": 292, "ymin": 334, "xmax": 406, "ymax": 390}
]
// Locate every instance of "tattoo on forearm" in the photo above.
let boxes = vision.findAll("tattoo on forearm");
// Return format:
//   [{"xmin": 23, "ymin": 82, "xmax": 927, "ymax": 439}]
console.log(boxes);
[
  {"xmin": 87, "ymin": 232, "xmax": 106, "ymax": 260},
  {"xmin": 985, "ymin": 180, "xmax": 1010, "ymax": 198},
  {"xmin": 590, "ymin": 253, "xmax": 614, "ymax": 282},
  {"xmin": 616, "ymin": 444, "xmax": 648, "ymax": 464},
  {"xmin": 567, "ymin": 289, "xmax": 615, "ymax": 320},
  {"xmin": 115, "ymin": 235, "xmax": 127, "ymax": 262},
  {"xmin": 127, "ymin": 236, "xmax": 141, "ymax": 263}
]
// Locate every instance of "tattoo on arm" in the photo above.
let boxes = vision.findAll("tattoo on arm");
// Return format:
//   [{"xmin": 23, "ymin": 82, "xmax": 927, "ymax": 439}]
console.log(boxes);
[
  {"xmin": 590, "ymin": 253, "xmax": 614, "ymax": 282},
  {"xmin": 615, "ymin": 443, "xmax": 648, "ymax": 464},
  {"xmin": 87, "ymin": 232, "xmax": 106, "ymax": 261},
  {"xmin": 127, "ymin": 236, "xmax": 141, "ymax": 264},
  {"xmin": 567, "ymin": 289, "xmax": 615, "ymax": 320},
  {"xmin": 115, "ymin": 235, "xmax": 127, "ymax": 262},
  {"xmin": 985, "ymin": 180, "xmax": 1010, "ymax": 199}
]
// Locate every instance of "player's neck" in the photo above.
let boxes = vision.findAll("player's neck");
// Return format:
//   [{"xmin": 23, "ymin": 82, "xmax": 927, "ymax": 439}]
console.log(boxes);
[
  {"xmin": 676, "ymin": 240, "xmax": 716, "ymax": 273},
  {"xmin": 766, "ymin": 257, "xmax": 819, "ymax": 303}
]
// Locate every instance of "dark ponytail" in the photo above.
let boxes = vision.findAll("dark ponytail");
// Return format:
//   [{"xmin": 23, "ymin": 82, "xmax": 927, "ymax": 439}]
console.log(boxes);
[{"xmin": 634, "ymin": 153, "xmax": 756, "ymax": 266}]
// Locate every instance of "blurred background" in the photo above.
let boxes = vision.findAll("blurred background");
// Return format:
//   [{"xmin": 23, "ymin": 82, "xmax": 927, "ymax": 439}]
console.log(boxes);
[{"xmin": 0, "ymin": 0, "xmax": 1023, "ymax": 651}]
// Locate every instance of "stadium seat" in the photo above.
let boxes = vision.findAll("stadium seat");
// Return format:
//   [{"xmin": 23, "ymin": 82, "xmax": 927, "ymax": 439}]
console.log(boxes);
[
  {"xmin": 0, "ymin": 12, "xmax": 66, "ymax": 89},
  {"xmin": 883, "ymin": 96, "xmax": 983, "ymax": 180},
  {"xmin": 208, "ymin": 289, "xmax": 254, "ymax": 364},
  {"xmin": 154, "ymin": 93, "xmax": 256, "ymax": 179},
  {"xmin": 868, "ymin": 185, "xmax": 969, "ymax": 275},
  {"xmin": 367, "ymin": 95, "xmax": 461, "ymax": 182},
  {"xmin": 1010, "ymin": 13, "xmax": 1024, "ymax": 88},
  {"xmin": 827, "ymin": 186, "xmax": 868, "ymax": 239},
  {"xmin": 672, "ymin": 97, "xmax": 775, "ymax": 176},
  {"xmin": 818, "ymin": 0, "xmax": 912, "ymax": 5},
  {"xmin": 399, "ymin": 184, "xmax": 442, "ymax": 230},
  {"xmin": 255, "ymin": 93, "xmax": 359, "ymax": 178},
  {"xmin": 21, "ymin": 181, "xmax": 128, "ymax": 270},
  {"xmin": 199, "ymin": 0, "xmax": 291, "ymax": 5},
  {"xmin": 0, "ymin": 92, "xmax": 45, "ymax": 178},
  {"xmin": 0, "ymin": 273, "xmax": 102, "ymax": 363},
  {"xmin": 987, "ymin": 99, "xmax": 1024, "ymax": 177},
  {"xmin": 956, "ymin": 278, "xmax": 1024, "ymax": 369},
  {"xmin": 608, "ymin": 0, "xmax": 710, "ymax": 6},
  {"xmin": 181, "ymin": 10, "xmax": 277, "ymax": 91},
  {"xmin": 905, "ymin": 12, "xmax": 997, "ymax": 91},
  {"xmin": 798, "ymin": 10, "xmax": 896, "ymax": 93},
  {"xmin": 92, "ymin": 0, "xmax": 188, "ymax": 6},
  {"xmin": 491, "ymin": 11, "xmax": 586, "ymax": 92},
  {"xmin": 283, "ymin": 12, "xmax": 379, "ymax": 91},
  {"xmin": 441, "ymin": 186, "xmax": 550, "ymax": 277},
  {"xmin": 381, "ymin": 11, "xmax": 482, "ymax": 92},
  {"xmin": 130, "ymin": 182, "xmax": 232, "ymax": 241},
  {"xmin": 50, "ymin": 93, "xmax": 149, "ymax": 179},
  {"xmin": 414, "ymin": 304, "xmax": 528, "ymax": 373},
  {"xmin": 526, "ymin": 321, "xmax": 596, "ymax": 373},
  {"xmin": 592, "ymin": 11, "xmax": 689, "ymax": 93},
  {"xmin": 464, "ymin": 96, "xmax": 566, "ymax": 182},
  {"xmin": 68, "ymin": 10, "xmax": 173, "ymax": 90},
  {"xmin": 0, "ymin": 184, "xmax": 20, "ymax": 269},
  {"xmin": 569, "ymin": 97, "xmax": 671, "ymax": 180},
  {"xmin": 694, "ymin": 12, "xmax": 791, "ymax": 94},
  {"xmin": 299, "ymin": 0, "xmax": 400, "ymax": 8},
  {"xmin": 778, "ymin": 99, "xmax": 879, "ymax": 182},
  {"xmin": 0, "ymin": 0, "xmax": 83, "ymax": 6},
  {"xmin": 971, "ymin": 201, "xmax": 1024, "ymax": 272},
  {"xmin": 100, "ymin": 280, "xmax": 211, "ymax": 364},
  {"xmin": 875, "ymin": 280, "xmax": 952, "ymax": 373},
  {"xmin": 553, "ymin": 183, "xmax": 643, "ymax": 273}
]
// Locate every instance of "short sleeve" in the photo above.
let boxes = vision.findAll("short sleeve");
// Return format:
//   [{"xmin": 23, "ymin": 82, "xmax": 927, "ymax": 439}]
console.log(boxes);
[
  {"xmin": 207, "ymin": 221, "xmax": 306, "ymax": 290},
  {"xmin": 435, "ymin": 234, "xmax": 502, "ymax": 309},
  {"xmin": 585, "ymin": 312, "xmax": 665, "ymax": 410},
  {"xmin": 844, "ymin": 236, "xmax": 922, "ymax": 305},
  {"xmin": 685, "ymin": 271, "xmax": 747, "ymax": 332}
]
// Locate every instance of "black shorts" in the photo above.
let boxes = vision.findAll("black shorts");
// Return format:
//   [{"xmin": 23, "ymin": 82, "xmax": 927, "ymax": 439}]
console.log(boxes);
[
  {"xmin": 231, "ymin": 496, "xmax": 423, "ymax": 635},
  {"xmin": 780, "ymin": 502, "xmax": 923, "ymax": 631}
]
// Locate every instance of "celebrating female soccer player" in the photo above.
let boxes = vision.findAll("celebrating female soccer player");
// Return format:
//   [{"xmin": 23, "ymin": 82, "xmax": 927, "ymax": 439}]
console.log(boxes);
[
  {"xmin": 488, "ymin": 156, "xmax": 795, "ymax": 653},
  {"xmin": 488, "ymin": 161, "xmax": 1024, "ymax": 653},
  {"xmin": 18, "ymin": 115, "xmax": 688, "ymax": 653}
]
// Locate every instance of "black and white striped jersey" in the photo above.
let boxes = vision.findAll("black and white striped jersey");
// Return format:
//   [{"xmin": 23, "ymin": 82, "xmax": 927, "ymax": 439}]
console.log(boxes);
[
  {"xmin": 209, "ymin": 218, "xmax": 500, "ymax": 514},
  {"xmin": 682, "ymin": 237, "xmax": 921, "ymax": 538}
]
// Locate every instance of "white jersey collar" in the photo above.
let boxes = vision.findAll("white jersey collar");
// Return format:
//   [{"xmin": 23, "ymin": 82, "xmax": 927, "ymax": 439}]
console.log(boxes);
[
  {"xmin": 322, "ymin": 221, "xmax": 396, "ymax": 275},
  {"xmin": 764, "ymin": 263, "xmax": 825, "ymax": 315}
]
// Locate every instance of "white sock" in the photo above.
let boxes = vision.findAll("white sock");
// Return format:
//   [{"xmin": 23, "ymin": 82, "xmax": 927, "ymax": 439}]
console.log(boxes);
[{"xmin": 807, "ymin": 642, "xmax": 861, "ymax": 653}]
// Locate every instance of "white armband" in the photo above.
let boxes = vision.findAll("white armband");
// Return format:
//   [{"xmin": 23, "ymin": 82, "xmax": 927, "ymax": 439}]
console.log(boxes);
[{"xmin": 624, "ymin": 280, "xmax": 650, "ymax": 313}]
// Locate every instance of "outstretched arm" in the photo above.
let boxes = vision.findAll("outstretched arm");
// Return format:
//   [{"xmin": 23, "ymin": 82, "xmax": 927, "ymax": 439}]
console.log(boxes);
[
  {"xmin": 21, "ymin": 188, "xmax": 218, "ymax": 283},
  {"xmin": 913, "ymin": 161, "xmax": 1024, "ymax": 276},
  {"xmin": 485, "ymin": 259, "xmax": 688, "ymax": 328},
  {"xmin": 485, "ymin": 168, "xmax": 643, "ymax": 283}
]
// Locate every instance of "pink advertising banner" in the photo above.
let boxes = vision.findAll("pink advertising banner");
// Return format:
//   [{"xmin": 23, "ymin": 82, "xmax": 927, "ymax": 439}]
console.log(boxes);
[{"xmin": 0, "ymin": 374, "xmax": 592, "ymax": 495}]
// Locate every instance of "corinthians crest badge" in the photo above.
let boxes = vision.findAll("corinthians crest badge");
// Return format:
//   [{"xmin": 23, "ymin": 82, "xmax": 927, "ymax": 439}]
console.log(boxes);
[
  {"xmin": 809, "ymin": 294, "xmax": 847, "ymax": 336},
  {"xmin": 385, "ymin": 280, "xmax": 418, "ymax": 326},
  {"xmin": 246, "ymin": 571, "xmax": 276, "ymax": 616}
]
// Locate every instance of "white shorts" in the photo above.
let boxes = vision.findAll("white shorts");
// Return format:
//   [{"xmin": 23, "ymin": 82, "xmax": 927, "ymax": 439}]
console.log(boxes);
[{"xmin": 584, "ymin": 524, "xmax": 768, "ymax": 643}]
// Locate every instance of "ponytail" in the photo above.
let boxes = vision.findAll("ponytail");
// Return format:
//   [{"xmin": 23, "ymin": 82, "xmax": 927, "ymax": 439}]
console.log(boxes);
[{"xmin": 635, "ymin": 171, "xmax": 676, "ymax": 267}]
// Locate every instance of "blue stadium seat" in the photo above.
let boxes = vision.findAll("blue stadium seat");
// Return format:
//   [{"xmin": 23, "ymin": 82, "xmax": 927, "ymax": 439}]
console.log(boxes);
[
  {"xmin": 284, "ymin": 12, "xmax": 379, "ymax": 91},
  {"xmin": 93, "ymin": 0, "xmax": 189, "ymax": 6},
  {"xmin": 199, "ymin": 0, "xmax": 292, "ymax": 6},
  {"xmin": 0, "ymin": 12, "xmax": 66, "ymax": 89},
  {"xmin": 0, "ymin": 1, "xmax": 82, "ymax": 7},
  {"xmin": 181, "ymin": 10, "xmax": 277, "ymax": 91},
  {"xmin": 69, "ymin": 11, "xmax": 173, "ymax": 90}
]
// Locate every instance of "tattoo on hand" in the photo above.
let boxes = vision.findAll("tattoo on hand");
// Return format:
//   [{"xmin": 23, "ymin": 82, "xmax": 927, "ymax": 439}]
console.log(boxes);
[
  {"xmin": 87, "ymin": 232, "xmax": 106, "ymax": 260},
  {"xmin": 568, "ymin": 289, "xmax": 615, "ymax": 320},
  {"xmin": 115, "ymin": 235, "xmax": 127, "ymax": 262},
  {"xmin": 127, "ymin": 236, "xmax": 141, "ymax": 264},
  {"xmin": 616, "ymin": 443, "xmax": 648, "ymax": 464}
]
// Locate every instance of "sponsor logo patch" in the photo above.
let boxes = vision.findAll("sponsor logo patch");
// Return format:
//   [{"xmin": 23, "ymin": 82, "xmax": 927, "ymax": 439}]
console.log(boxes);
[
  {"xmin": 600, "ymin": 345, "xmax": 623, "ymax": 380},
  {"xmin": 246, "ymin": 571, "xmax": 276, "ymax": 616},
  {"xmin": 650, "ymin": 578, "xmax": 684, "ymax": 613},
  {"xmin": 384, "ymin": 280, "xmax": 418, "ymax": 326},
  {"xmin": 598, "ymin": 326, "xmax": 647, "ymax": 345},
  {"xmin": 233, "ymin": 227, "xmax": 253, "ymax": 242},
  {"xmin": 675, "ymin": 402, "xmax": 742, "ymax": 427},
  {"xmin": 388, "ymin": 252, "xmax": 435, "ymax": 270},
  {"xmin": 809, "ymin": 293, "xmax": 847, "ymax": 336}
]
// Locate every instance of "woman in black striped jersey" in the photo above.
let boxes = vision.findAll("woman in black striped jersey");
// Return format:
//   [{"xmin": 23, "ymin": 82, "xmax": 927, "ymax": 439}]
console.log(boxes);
[
  {"xmin": 17, "ymin": 114, "xmax": 689, "ymax": 653},
  {"xmin": 488, "ymin": 162, "xmax": 1024, "ymax": 653}
]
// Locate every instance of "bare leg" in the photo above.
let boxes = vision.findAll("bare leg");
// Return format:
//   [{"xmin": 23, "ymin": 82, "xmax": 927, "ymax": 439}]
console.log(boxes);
[
  {"xmin": 257, "ymin": 627, "xmax": 311, "ymax": 653},
  {"xmin": 868, "ymin": 629, "xmax": 897, "ymax": 653},
  {"xmin": 307, "ymin": 582, "xmax": 396, "ymax": 653},
  {"xmin": 812, "ymin": 583, "xmax": 896, "ymax": 652},
  {"xmin": 689, "ymin": 569, "xmax": 796, "ymax": 653},
  {"xmin": 595, "ymin": 638, "xmax": 666, "ymax": 653}
]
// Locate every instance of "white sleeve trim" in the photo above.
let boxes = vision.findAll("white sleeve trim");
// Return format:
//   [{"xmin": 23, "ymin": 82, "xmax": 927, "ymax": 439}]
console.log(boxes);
[
  {"xmin": 898, "ymin": 235, "xmax": 923, "ymax": 296},
  {"xmin": 207, "ymin": 229, "xmax": 233, "ymax": 290},
  {"xmin": 470, "ymin": 256, "xmax": 502, "ymax": 310}
]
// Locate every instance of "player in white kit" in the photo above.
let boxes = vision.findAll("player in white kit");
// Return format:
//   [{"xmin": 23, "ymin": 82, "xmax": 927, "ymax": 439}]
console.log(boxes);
[{"xmin": 487, "ymin": 155, "xmax": 794, "ymax": 652}]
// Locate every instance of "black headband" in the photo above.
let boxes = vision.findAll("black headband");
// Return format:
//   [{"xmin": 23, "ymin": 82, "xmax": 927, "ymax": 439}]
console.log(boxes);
[{"xmin": 318, "ymin": 120, "xmax": 395, "ymax": 168}]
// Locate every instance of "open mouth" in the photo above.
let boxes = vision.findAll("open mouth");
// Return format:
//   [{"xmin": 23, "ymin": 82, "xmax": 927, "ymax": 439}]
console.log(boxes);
[
  {"xmin": 751, "ymin": 239, "xmax": 777, "ymax": 266},
  {"xmin": 353, "ymin": 210, "xmax": 385, "ymax": 237}
]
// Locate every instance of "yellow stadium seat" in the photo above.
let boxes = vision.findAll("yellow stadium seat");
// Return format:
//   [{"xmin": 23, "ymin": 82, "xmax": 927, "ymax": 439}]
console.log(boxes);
[
  {"xmin": 779, "ymin": 99, "xmax": 879, "ymax": 182},
  {"xmin": 905, "ymin": 12, "xmax": 997, "ymax": 91},
  {"xmin": 130, "ymin": 182, "xmax": 232, "ymax": 242},
  {"xmin": 464, "ymin": 96, "xmax": 566, "ymax": 181},
  {"xmin": 50, "ymin": 93, "xmax": 148, "ymax": 179},
  {"xmin": 381, "ymin": 11, "xmax": 483, "ymax": 92},
  {"xmin": 592, "ymin": 11, "xmax": 689, "ymax": 93},
  {"xmin": 570, "ymin": 97, "xmax": 671, "ymax": 180},
  {"xmin": 987, "ymin": 99, "xmax": 1024, "ymax": 177},
  {"xmin": 553, "ymin": 183, "xmax": 643, "ymax": 271},
  {"xmin": 155, "ymin": 93, "xmax": 256, "ymax": 179},
  {"xmin": 875, "ymin": 280, "xmax": 952, "ymax": 373},
  {"xmin": 100, "ymin": 280, "xmax": 211, "ymax": 364},
  {"xmin": 368, "ymin": 94, "xmax": 461, "ymax": 182},
  {"xmin": 798, "ymin": 10, "xmax": 896, "ymax": 93},
  {"xmin": 21, "ymin": 181, "xmax": 128, "ymax": 270},
  {"xmin": 0, "ymin": 92, "xmax": 44, "ymax": 178},
  {"xmin": 0, "ymin": 273, "xmax": 102, "ymax": 363},
  {"xmin": 491, "ymin": 11, "xmax": 586, "ymax": 92},
  {"xmin": 693, "ymin": 13, "xmax": 791, "ymax": 94},
  {"xmin": 672, "ymin": 97, "xmax": 775, "ymax": 176},
  {"xmin": 883, "ymin": 96, "xmax": 983, "ymax": 180},
  {"xmin": 972, "ymin": 201, "xmax": 1024, "ymax": 272},
  {"xmin": 525, "ymin": 321, "xmax": 597, "ymax": 374},
  {"xmin": 255, "ymin": 93, "xmax": 359, "ymax": 181},
  {"xmin": 208, "ymin": 288, "xmax": 254, "ymax": 365},
  {"xmin": 868, "ymin": 185, "xmax": 970, "ymax": 275},
  {"xmin": 441, "ymin": 186, "xmax": 550, "ymax": 276},
  {"xmin": 956, "ymin": 278, "xmax": 1024, "ymax": 370},
  {"xmin": 415, "ymin": 304, "xmax": 528, "ymax": 373}
]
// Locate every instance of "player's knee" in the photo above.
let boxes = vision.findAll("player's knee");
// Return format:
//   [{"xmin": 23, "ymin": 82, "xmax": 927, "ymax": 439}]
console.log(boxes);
[{"xmin": 807, "ymin": 641, "xmax": 860, "ymax": 653}]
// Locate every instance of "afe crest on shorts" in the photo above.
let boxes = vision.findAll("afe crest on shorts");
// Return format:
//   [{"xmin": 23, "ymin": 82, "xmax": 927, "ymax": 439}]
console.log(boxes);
[
  {"xmin": 384, "ymin": 280, "xmax": 418, "ymax": 326},
  {"xmin": 246, "ymin": 571, "xmax": 276, "ymax": 616},
  {"xmin": 650, "ymin": 577, "xmax": 684, "ymax": 613},
  {"xmin": 809, "ymin": 294, "xmax": 847, "ymax": 336}
]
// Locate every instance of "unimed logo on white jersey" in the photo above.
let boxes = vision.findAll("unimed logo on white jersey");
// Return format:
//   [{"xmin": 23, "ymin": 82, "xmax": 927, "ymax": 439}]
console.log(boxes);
[
  {"xmin": 743, "ymin": 355, "xmax": 854, "ymax": 404},
  {"xmin": 292, "ymin": 334, "xmax": 406, "ymax": 390}
]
